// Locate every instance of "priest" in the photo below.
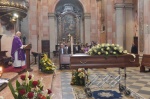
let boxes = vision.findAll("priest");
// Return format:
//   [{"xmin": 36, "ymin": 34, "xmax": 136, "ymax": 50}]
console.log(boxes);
[{"xmin": 11, "ymin": 31, "xmax": 27, "ymax": 68}]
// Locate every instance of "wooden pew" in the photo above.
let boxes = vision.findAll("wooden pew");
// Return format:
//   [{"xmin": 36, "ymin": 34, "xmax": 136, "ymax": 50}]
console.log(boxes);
[
  {"xmin": 59, "ymin": 54, "xmax": 70, "ymax": 69},
  {"xmin": 140, "ymin": 54, "xmax": 150, "ymax": 72},
  {"xmin": 0, "ymin": 51, "xmax": 11, "ymax": 68}
]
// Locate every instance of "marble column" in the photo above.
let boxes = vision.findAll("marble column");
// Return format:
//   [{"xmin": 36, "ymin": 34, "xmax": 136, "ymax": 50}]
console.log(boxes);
[
  {"xmin": 138, "ymin": 0, "xmax": 144, "ymax": 52},
  {"xmin": 48, "ymin": 13, "xmax": 57, "ymax": 58},
  {"xmin": 84, "ymin": 13, "xmax": 91, "ymax": 44},
  {"xmin": 58, "ymin": 16, "xmax": 62, "ymax": 44},
  {"xmin": 115, "ymin": 3, "xmax": 134, "ymax": 51},
  {"xmin": 115, "ymin": 4, "xmax": 124, "ymax": 47}
]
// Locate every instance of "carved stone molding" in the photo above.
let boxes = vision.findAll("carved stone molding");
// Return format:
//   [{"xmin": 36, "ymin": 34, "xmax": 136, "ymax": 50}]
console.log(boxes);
[
  {"xmin": 84, "ymin": 13, "xmax": 91, "ymax": 18},
  {"xmin": 115, "ymin": 3, "xmax": 133, "ymax": 9},
  {"xmin": 48, "ymin": 13, "xmax": 55, "ymax": 18}
]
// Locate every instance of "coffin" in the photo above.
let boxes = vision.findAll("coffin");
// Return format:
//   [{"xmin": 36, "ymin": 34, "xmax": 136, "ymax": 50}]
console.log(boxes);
[{"xmin": 70, "ymin": 54, "xmax": 140, "ymax": 69}]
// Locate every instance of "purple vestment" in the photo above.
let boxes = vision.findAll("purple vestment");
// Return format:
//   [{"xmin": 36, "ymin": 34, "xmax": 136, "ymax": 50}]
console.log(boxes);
[{"xmin": 11, "ymin": 36, "xmax": 25, "ymax": 60}]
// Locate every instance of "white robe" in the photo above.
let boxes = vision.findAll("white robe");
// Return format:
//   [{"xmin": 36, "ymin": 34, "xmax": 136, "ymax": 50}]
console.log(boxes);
[{"xmin": 13, "ymin": 45, "xmax": 26, "ymax": 67}]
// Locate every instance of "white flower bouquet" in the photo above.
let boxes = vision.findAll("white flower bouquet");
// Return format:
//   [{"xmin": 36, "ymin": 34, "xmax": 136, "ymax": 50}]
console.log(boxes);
[{"xmin": 88, "ymin": 43, "xmax": 127, "ymax": 56}]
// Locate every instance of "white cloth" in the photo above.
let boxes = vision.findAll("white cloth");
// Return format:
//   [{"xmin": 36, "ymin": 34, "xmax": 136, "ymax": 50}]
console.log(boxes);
[
  {"xmin": 13, "ymin": 51, "xmax": 26, "ymax": 67},
  {"xmin": 0, "ymin": 79, "xmax": 8, "ymax": 83},
  {"xmin": 61, "ymin": 48, "xmax": 63, "ymax": 54}
]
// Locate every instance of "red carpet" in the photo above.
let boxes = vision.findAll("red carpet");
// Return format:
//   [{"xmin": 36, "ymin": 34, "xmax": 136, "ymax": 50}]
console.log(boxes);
[{"xmin": 3, "ymin": 65, "xmax": 27, "ymax": 74}]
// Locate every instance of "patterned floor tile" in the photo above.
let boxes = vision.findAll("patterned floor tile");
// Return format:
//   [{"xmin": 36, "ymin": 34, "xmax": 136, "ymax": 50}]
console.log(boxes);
[{"xmin": 59, "ymin": 65, "xmax": 150, "ymax": 99}]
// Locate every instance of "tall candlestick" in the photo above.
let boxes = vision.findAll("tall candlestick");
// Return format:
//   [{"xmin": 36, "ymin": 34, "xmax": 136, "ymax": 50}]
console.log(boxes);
[{"xmin": 71, "ymin": 36, "xmax": 73, "ymax": 55}]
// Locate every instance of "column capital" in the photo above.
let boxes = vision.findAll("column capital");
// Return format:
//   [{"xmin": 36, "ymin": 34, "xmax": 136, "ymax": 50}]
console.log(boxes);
[
  {"xmin": 84, "ymin": 13, "xmax": 91, "ymax": 18},
  {"xmin": 48, "ymin": 13, "xmax": 55, "ymax": 18}
]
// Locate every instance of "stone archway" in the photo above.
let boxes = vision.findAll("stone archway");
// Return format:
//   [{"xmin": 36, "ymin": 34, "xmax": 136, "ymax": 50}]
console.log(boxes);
[
  {"xmin": 55, "ymin": 0, "xmax": 84, "ymax": 44},
  {"xmin": 49, "ymin": 0, "xmax": 91, "ymax": 58}
]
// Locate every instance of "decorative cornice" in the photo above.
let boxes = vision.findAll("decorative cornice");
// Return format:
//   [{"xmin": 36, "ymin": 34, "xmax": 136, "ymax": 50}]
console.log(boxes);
[
  {"xmin": 48, "ymin": 13, "xmax": 55, "ymax": 18},
  {"xmin": 115, "ymin": 3, "xmax": 133, "ymax": 9},
  {"xmin": 0, "ymin": 0, "xmax": 29, "ymax": 30},
  {"xmin": 0, "ymin": 1, "xmax": 28, "ymax": 11},
  {"xmin": 84, "ymin": 13, "xmax": 91, "ymax": 18}
]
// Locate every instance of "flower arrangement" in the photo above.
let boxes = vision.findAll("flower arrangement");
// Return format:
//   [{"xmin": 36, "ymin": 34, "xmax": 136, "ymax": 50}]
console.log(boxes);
[
  {"xmin": 88, "ymin": 43, "xmax": 128, "ymax": 56},
  {"xmin": 8, "ymin": 71, "xmax": 53, "ymax": 99},
  {"xmin": 70, "ymin": 68, "xmax": 87, "ymax": 86},
  {"xmin": 40, "ymin": 54, "xmax": 56, "ymax": 73}
]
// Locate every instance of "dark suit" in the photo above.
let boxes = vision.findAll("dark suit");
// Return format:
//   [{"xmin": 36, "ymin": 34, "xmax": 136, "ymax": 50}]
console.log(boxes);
[
  {"xmin": 59, "ymin": 48, "xmax": 67, "ymax": 54},
  {"xmin": 68, "ymin": 46, "xmax": 76, "ymax": 54},
  {"xmin": 131, "ymin": 45, "xmax": 138, "ymax": 54},
  {"xmin": 75, "ymin": 45, "xmax": 81, "ymax": 53}
]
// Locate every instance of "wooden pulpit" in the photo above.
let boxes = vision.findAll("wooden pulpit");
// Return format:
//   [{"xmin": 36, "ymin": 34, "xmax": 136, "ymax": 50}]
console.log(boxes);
[{"xmin": 24, "ymin": 44, "xmax": 32, "ymax": 71}]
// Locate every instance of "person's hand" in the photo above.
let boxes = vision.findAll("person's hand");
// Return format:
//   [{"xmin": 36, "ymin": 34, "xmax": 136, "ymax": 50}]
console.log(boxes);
[{"xmin": 23, "ymin": 45, "xmax": 27, "ymax": 48}]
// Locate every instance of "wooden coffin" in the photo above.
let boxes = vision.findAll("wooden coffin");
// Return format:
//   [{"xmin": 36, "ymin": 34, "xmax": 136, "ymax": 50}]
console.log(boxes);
[{"xmin": 70, "ymin": 54, "xmax": 140, "ymax": 69}]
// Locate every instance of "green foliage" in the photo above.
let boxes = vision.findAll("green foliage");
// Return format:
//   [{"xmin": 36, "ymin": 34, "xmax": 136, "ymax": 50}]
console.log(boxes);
[
  {"xmin": 88, "ymin": 43, "xmax": 128, "ymax": 56},
  {"xmin": 8, "ymin": 81, "xmax": 18, "ymax": 99},
  {"xmin": 8, "ymin": 71, "xmax": 53, "ymax": 99},
  {"xmin": 71, "ymin": 68, "xmax": 86, "ymax": 86},
  {"xmin": 40, "ymin": 54, "xmax": 56, "ymax": 73}
]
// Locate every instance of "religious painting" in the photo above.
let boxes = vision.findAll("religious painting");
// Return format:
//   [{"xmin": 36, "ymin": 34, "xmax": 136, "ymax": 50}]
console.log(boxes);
[{"xmin": 62, "ymin": 14, "xmax": 76, "ymax": 40}]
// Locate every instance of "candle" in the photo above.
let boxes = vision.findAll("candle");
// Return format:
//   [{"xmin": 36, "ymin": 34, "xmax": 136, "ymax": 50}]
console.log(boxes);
[
  {"xmin": 0, "ymin": 66, "xmax": 3, "ymax": 77},
  {"xmin": 71, "ymin": 36, "xmax": 73, "ymax": 55}
]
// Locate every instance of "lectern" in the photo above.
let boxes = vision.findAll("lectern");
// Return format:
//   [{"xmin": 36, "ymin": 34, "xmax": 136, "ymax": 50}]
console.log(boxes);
[{"xmin": 24, "ymin": 44, "xmax": 32, "ymax": 71}]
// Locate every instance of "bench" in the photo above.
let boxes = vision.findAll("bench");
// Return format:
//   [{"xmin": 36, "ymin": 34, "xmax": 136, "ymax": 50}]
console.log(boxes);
[
  {"xmin": 0, "ymin": 51, "xmax": 11, "ymax": 68},
  {"xmin": 140, "ymin": 54, "xmax": 150, "ymax": 72},
  {"xmin": 59, "ymin": 54, "xmax": 70, "ymax": 69}
]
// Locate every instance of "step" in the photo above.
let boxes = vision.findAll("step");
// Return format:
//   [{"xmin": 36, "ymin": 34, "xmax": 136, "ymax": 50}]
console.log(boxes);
[{"xmin": 0, "ymin": 66, "xmax": 54, "ymax": 99}]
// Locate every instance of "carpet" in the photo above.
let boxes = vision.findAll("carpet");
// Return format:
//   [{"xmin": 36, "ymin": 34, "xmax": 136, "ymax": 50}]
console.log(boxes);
[
  {"xmin": 73, "ymin": 86, "xmax": 135, "ymax": 99},
  {"xmin": 92, "ymin": 90, "xmax": 122, "ymax": 99},
  {"xmin": 61, "ymin": 67, "xmax": 146, "ymax": 99},
  {"xmin": 3, "ymin": 65, "xmax": 27, "ymax": 74}
]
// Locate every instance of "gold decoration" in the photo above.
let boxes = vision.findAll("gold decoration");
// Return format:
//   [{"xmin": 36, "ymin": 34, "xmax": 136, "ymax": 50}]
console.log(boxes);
[
  {"xmin": 15, "ymin": 3, "xmax": 19, "ymax": 7},
  {"xmin": 1, "ymin": 0, "xmax": 8, "ymax": 2},
  {"xmin": 20, "ymin": 4, "xmax": 23, "ymax": 8},
  {"xmin": 0, "ymin": 0, "xmax": 27, "ymax": 10},
  {"xmin": 6, "ymin": 1, "xmax": 9, "ymax": 5},
  {"xmin": 10, "ymin": 2, "xmax": 15, "ymax": 6}
]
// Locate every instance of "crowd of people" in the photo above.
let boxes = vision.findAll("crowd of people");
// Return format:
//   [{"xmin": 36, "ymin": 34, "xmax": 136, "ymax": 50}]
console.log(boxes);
[{"xmin": 58, "ymin": 41, "xmax": 97, "ymax": 55}]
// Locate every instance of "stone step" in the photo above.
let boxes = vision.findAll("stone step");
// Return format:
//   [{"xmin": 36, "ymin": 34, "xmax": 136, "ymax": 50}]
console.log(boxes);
[{"xmin": 0, "ymin": 65, "xmax": 54, "ymax": 99}]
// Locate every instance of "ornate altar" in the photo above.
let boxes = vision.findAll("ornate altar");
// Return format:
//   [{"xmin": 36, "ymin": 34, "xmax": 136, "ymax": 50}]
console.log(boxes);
[{"xmin": 55, "ymin": 3, "xmax": 83, "ymax": 43}]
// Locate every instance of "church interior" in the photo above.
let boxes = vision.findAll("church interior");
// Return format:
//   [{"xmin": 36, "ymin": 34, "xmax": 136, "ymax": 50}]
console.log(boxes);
[{"xmin": 0, "ymin": 0, "xmax": 150, "ymax": 99}]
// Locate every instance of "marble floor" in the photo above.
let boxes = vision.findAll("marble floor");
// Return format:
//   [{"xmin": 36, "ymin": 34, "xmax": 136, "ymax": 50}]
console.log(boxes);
[
  {"xmin": 52, "ymin": 57, "xmax": 150, "ymax": 99},
  {"xmin": 0, "ymin": 57, "xmax": 150, "ymax": 99}
]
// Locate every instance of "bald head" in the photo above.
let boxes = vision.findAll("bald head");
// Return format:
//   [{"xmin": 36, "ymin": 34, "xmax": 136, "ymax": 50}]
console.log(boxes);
[{"xmin": 16, "ymin": 31, "xmax": 21, "ymax": 37}]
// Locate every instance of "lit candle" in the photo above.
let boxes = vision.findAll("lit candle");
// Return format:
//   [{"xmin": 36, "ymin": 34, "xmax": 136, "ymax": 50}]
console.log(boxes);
[
  {"xmin": 0, "ymin": 66, "xmax": 3, "ymax": 77},
  {"xmin": 0, "ymin": 67, "xmax": 2, "ymax": 72}
]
